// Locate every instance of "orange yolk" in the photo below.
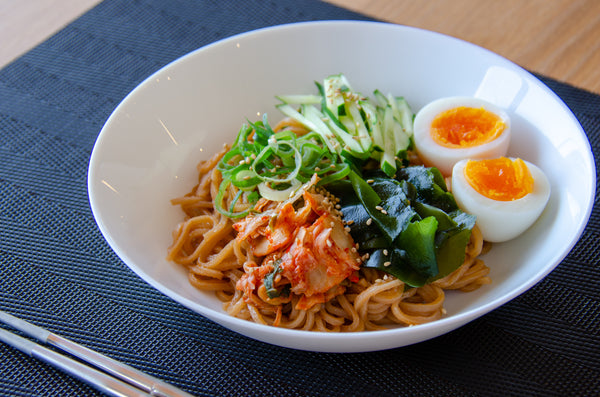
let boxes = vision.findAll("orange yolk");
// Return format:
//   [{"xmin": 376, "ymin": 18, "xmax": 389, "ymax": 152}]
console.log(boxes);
[
  {"xmin": 431, "ymin": 106, "xmax": 505, "ymax": 148},
  {"xmin": 464, "ymin": 157, "xmax": 534, "ymax": 201}
]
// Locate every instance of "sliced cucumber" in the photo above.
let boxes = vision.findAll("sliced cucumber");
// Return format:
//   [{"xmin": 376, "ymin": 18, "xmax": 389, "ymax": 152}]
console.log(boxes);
[
  {"xmin": 276, "ymin": 94, "xmax": 322, "ymax": 105},
  {"xmin": 276, "ymin": 74, "xmax": 414, "ymax": 177}
]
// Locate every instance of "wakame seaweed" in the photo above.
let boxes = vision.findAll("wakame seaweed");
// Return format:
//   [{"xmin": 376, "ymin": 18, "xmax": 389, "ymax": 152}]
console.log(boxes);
[{"xmin": 327, "ymin": 166, "xmax": 476, "ymax": 287}]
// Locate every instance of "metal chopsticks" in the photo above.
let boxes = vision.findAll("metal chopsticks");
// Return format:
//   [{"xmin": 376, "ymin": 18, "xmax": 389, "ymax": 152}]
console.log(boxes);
[{"xmin": 0, "ymin": 310, "xmax": 194, "ymax": 397}]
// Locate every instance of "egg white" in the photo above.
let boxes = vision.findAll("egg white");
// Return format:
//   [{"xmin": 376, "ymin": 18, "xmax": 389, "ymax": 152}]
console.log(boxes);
[
  {"xmin": 451, "ymin": 158, "xmax": 551, "ymax": 243},
  {"xmin": 413, "ymin": 97, "xmax": 511, "ymax": 176}
]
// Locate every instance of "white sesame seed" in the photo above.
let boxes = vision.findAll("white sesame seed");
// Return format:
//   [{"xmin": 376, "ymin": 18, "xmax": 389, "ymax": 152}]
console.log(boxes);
[
  {"xmin": 344, "ymin": 226, "xmax": 351, "ymax": 233},
  {"xmin": 383, "ymin": 249, "xmax": 388, "ymax": 256},
  {"xmin": 366, "ymin": 179, "xmax": 374, "ymax": 184},
  {"xmin": 366, "ymin": 218, "xmax": 372, "ymax": 225},
  {"xmin": 326, "ymin": 239, "xmax": 332, "ymax": 247},
  {"xmin": 375, "ymin": 205, "xmax": 383, "ymax": 211},
  {"xmin": 381, "ymin": 209, "xmax": 388, "ymax": 215},
  {"xmin": 383, "ymin": 261, "xmax": 391, "ymax": 267}
]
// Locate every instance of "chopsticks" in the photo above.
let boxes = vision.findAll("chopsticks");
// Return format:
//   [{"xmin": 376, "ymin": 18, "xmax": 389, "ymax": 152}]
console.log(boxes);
[{"xmin": 0, "ymin": 310, "xmax": 194, "ymax": 397}]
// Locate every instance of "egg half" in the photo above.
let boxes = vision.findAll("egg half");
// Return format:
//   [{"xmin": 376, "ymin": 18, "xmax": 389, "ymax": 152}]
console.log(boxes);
[
  {"xmin": 413, "ymin": 97, "xmax": 511, "ymax": 175},
  {"xmin": 451, "ymin": 157, "xmax": 551, "ymax": 243}
]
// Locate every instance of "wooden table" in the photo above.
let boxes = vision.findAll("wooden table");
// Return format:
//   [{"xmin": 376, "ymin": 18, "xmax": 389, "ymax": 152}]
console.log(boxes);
[{"xmin": 1, "ymin": 0, "xmax": 599, "ymax": 94}]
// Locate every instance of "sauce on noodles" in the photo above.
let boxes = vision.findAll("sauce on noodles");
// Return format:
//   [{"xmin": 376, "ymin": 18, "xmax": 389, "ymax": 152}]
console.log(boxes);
[{"xmin": 167, "ymin": 117, "xmax": 492, "ymax": 332}]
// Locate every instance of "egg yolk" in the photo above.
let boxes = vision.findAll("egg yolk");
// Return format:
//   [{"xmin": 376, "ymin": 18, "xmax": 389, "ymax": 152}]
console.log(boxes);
[
  {"xmin": 431, "ymin": 106, "xmax": 505, "ymax": 148},
  {"xmin": 464, "ymin": 157, "xmax": 534, "ymax": 201}
]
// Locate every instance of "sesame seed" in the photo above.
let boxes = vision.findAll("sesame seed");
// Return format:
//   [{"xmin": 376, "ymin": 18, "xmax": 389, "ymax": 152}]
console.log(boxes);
[
  {"xmin": 366, "ymin": 218, "xmax": 372, "ymax": 225},
  {"xmin": 344, "ymin": 226, "xmax": 351, "ymax": 233},
  {"xmin": 383, "ymin": 261, "xmax": 391, "ymax": 267},
  {"xmin": 326, "ymin": 239, "xmax": 333, "ymax": 247},
  {"xmin": 366, "ymin": 179, "xmax": 374, "ymax": 184},
  {"xmin": 383, "ymin": 249, "xmax": 388, "ymax": 256},
  {"xmin": 355, "ymin": 257, "xmax": 362, "ymax": 263},
  {"xmin": 330, "ymin": 221, "xmax": 335, "ymax": 227},
  {"xmin": 346, "ymin": 220, "xmax": 354, "ymax": 225},
  {"xmin": 381, "ymin": 209, "xmax": 388, "ymax": 215},
  {"xmin": 441, "ymin": 308, "xmax": 447, "ymax": 315},
  {"xmin": 375, "ymin": 205, "xmax": 383, "ymax": 211}
]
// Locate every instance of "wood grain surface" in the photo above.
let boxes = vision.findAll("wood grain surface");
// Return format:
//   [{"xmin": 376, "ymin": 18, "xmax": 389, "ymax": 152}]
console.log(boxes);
[
  {"xmin": 1, "ymin": 0, "xmax": 598, "ymax": 94},
  {"xmin": 325, "ymin": 0, "xmax": 600, "ymax": 94}
]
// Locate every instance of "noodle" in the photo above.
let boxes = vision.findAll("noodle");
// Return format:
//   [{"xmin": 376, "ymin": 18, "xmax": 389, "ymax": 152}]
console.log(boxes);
[{"xmin": 167, "ymin": 126, "xmax": 491, "ymax": 332}]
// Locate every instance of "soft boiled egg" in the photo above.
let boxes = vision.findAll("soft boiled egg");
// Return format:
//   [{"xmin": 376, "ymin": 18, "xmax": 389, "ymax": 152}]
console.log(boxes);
[
  {"xmin": 451, "ymin": 157, "xmax": 551, "ymax": 243},
  {"xmin": 413, "ymin": 97, "xmax": 511, "ymax": 175}
]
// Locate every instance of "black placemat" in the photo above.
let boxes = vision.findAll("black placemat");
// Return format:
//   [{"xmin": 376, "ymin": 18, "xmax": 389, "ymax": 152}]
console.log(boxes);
[{"xmin": 1, "ymin": 1, "xmax": 598, "ymax": 396}]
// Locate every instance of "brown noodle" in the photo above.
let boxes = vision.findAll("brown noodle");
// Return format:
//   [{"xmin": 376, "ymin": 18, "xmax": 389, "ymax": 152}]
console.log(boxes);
[{"xmin": 167, "ymin": 121, "xmax": 491, "ymax": 332}]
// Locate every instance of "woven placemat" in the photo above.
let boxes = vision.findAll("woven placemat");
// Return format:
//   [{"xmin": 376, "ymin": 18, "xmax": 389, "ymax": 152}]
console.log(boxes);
[{"xmin": 1, "ymin": 1, "xmax": 598, "ymax": 396}]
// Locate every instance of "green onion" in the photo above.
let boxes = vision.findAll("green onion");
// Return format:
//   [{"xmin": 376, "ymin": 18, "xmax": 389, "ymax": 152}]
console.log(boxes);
[{"xmin": 215, "ymin": 115, "xmax": 350, "ymax": 217}]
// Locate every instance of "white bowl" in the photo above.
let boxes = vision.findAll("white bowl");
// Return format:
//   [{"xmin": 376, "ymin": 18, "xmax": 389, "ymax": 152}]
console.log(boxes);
[{"xmin": 88, "ymin": 21, "xmax": 595, "ymax": 352}]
